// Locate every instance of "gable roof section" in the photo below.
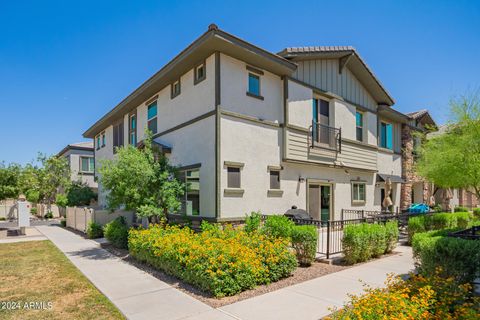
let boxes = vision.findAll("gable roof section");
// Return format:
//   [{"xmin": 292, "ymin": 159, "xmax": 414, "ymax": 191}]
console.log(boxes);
[
  {"xmin": 83, "ymin": 25, "xmax": 296, "ymax": 138},
  {"xmin": 57, "ymin": 141, "xmax": 94, "ymax": 157},
  {"xmin": 407, "ymin": 109, "xmax": 437, "ymax": 130},
  {"xmin": 278, "ymin": 46, "xmax": 395, "ymax": 106}
]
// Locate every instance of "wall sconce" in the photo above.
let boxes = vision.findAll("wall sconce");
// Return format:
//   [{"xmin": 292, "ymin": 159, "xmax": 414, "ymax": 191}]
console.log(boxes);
[{"xmin": 298, "ymin": 176, "xmax": 305, "ymax": 183}]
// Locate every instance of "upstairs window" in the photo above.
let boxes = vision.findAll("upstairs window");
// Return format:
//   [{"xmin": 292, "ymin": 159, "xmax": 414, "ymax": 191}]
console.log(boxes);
[
  {"xmin": 147, "ymin": 102, "xmax": 158, "ymax": 134},
  {"xmin": 194, "ymin": 63, "xmax": 206, "ymax": 84},
  {"xmin": 96, "ymin": 135, "xmax": 101, "ymax": 150},
  {"xmin": 380, "ymin": 121, "xmax": 393, "ymax": 149},
  {"xmin": 112, "ymin": 120, "xmax": 124, "ymax": 152},
  {"xmin": 171, "ymin": 80, "xmax": 181, "ymax": 99},
  {"xmin": 101, "ymin": 131, "xmax": 106, "ymax": 147},
  {"xmin": 356, "ymin": 111, "xmax": 364, "ymax": 142},
  {"xmin": 352, "ymin": 182, "xmax": 366, "ymax": 203},
  {"xmin": 129, "ymin": 113, "xmax": 137, "ymax": 145},
  {"xmin": 80, "ymin": 156, "xmax": 94, "ymax": 173},
  {"xmin": 248, "ymin": 73, "xmax": 260, "ymax": 97}
]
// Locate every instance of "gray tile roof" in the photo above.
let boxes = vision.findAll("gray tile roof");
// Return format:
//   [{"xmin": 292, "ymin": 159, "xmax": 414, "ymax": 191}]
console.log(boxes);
[
  {"xmin": 282, "ymin": 46, "xmax": 355, "ymax": 53},
  {"xmin": 406, "ymin": 109, "xmax": 429, "ymax": 119}
]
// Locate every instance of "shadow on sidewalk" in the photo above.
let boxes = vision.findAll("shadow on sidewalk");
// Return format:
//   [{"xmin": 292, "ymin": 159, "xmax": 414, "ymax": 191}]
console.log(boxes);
[{"xmin": 68, "ymin": 247, "xmax": 116, "ymax": 261}]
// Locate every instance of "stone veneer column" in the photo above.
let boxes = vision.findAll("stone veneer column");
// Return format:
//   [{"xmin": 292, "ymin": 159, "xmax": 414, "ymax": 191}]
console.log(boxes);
[{"xmin": 401, "ymin": 124, "xmax": 414, "ymax": 210}]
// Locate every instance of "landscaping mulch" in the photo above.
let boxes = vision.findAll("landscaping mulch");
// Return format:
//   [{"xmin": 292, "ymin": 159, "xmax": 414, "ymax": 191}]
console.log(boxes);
[{"xmin": 101, "ymin": 243, "xmax": 350, "ymax": 308}]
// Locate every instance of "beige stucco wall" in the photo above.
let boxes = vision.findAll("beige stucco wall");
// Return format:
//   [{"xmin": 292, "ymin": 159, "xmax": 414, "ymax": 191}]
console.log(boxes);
[
  {"xmin": 287, "ymin": 80, "xmax": 312, "ymax": 128},
  {"xmin": 136, "ymin": 54, "xmax": 216, "ymax": 141},
  {"xmin": 155, "ymin": 115, "xmax": 216, "ymax": 217},
  {"xmin": 220, "ymin": 53, "xmax": 283, "ymax": 123},
  {"xmin": 94, "ymin": 125, "xmax": 114, "ymax": 207},
  {"xmin": 377, "ymin": 150, "xmax": 402, "ymax": 177},
  {"xmin": 220, "ymin": 115, "xmax": 386, "ymax": 219},
  {"xmin": 67, "ymin": 152, "xmax": 96, "ymax": 188}
]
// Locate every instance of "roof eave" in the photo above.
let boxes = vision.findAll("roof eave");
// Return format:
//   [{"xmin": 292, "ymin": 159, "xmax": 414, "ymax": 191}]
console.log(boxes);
[{"xmin": 83, "ymin": 26, "xmax": 296, "ymax": 138}]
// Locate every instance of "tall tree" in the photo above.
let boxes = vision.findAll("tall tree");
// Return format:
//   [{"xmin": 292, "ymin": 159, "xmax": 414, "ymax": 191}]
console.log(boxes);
[
  {"xmin": 99, "ymin": 132, "xmax": 184, "ymax": 222},
  {"xmin": 416, "ymin": 93, "xmax": 480, "ymax": 199}
]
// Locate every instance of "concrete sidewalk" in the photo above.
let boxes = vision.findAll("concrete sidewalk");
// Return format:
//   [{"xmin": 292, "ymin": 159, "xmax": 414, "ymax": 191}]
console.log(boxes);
[
  {"xmin": 219, "ymin": 245, "xmax": 414, "ymax": 320},
  {"xmin": 36, "ymin": 225, "xmax": 235, "ymax": 320},
  {"xmin": 37, "ymin": 225, "xmax": 414, "ymax": 320}
]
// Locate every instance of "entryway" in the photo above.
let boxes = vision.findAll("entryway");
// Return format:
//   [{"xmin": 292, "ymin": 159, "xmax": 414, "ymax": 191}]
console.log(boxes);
[{"xmin": 307, "ymin": 182, "xmax": 332, "ymax": 222}]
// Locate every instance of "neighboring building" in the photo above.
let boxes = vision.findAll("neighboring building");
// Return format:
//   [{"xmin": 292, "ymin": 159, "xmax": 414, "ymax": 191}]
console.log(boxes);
[
  {"xmin": 84, "ymin": 24, "xmax": 409, "ymax": 221},
  {"xmin": 401, "ymin": 114, "xmax": 478, "ymax": 211},
  {"xmin": 57, "ymin": 142, "xmax": 98, "ymax": 191}
]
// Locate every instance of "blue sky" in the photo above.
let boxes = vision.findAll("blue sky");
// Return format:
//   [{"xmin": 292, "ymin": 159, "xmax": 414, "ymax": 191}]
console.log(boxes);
[{"xmin": 0, "ymin": 0, "xmax": 479, "ymax": 164}]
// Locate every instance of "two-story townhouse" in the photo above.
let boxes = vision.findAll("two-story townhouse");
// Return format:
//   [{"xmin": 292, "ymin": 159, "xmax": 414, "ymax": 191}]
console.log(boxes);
[
  {"xmin": 57, "ymin": 142, "xmax": 98, "ymax": 191},
  {"xmin": 83, "ymin": 24, "xmax": 407, "ymax": 222}
]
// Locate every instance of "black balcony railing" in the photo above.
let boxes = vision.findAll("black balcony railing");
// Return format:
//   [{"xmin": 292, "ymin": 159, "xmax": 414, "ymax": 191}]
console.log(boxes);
[{"xmin": 310, "ymin": 121, "xmax": 341, "ymax": 152}]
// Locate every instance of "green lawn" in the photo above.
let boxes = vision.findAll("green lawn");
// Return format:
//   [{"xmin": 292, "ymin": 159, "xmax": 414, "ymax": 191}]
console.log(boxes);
[{"xmin": 0, "ymin": 240, "xmax": 124, "ymax": 320}]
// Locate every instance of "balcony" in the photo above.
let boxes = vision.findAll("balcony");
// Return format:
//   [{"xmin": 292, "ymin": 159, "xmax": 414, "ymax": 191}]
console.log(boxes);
[{"xmin": 310, "ymin": 121, "xmax": 341, "ymax": 153}]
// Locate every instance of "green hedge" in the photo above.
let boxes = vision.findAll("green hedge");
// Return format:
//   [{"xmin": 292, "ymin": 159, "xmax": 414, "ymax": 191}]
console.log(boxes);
[
  {"xmin": 473, "ymin": 208, "xmax": 480, "ymax": 218},
  {"xmin": 454, "ymin": 206, "xmax": 469, "ymax": 212},
  {"xmin": 262, "ymin": 215, "xmax": 295, "ymax": 239},
  {"xmin": 291, "ymin": 225, "xmax": 318, "ymax": 266},
  {"xmin": 128, "ymin": 225, "xmax": 297, "ymax": 297},
  {"xmin": 343, "ymin": 221, "xmax": 398, "ymax": 265},
  {"xmin": 86, "ymin": 221, "xmax": 103, "ymax": 239},
  {"xmin": 407, "ymin": 212, "xmax": 475, "ymax": 243},
  {"xmin": 104, "ymin": 216, "xmax": 129, "ymax": 249},
  {"xmin": 412, "ymin": 230, "xmax": 480, "ymax": 284}
]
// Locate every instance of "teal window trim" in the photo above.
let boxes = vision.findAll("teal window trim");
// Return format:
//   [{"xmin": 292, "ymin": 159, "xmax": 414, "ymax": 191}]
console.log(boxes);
[
  {"xmin": 248, "ymin": 73, "xmax": 260, "ymax": 96},
  {"xmin": 356, "ymin": 111, "xmax": 363, "ymax": 142},
  {"xmin": 380, "ymin": 122, "xmax": 393, "ymax": 149},
  {"xmin": 147, "ymin": 102, "xmax": 157, "ymax": 120}
]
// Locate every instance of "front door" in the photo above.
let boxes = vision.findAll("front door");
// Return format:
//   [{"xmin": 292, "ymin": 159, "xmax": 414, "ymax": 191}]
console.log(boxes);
[{"xmin": 308, "ymin": 183, "xmax": 332, "ymax": 222}]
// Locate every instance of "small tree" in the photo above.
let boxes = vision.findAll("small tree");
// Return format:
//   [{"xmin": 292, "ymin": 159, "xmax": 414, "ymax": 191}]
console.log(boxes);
[
  {"xmin": 37, "ymin": 153, "xmax": 71, "ymax": 204},
  {"xmin": 0, "ymin": 162, "xmax": 21, "ymax": 200},
  {"xmin": 66, "ymin": 181, "xmax": 97, "ymax": 206},
  {"xmin": 416, "ymin": 93, "xmax": 480, "ymax": 199},
  {"xmin": 99, "ymin": 132, "xmax": 184, "ymax": 222}
]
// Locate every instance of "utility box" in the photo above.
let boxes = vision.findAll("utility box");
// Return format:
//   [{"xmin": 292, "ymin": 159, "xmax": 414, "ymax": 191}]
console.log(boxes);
[{"xmin": 17, "ymin": 194, "xmax": 30, "ymax": 234}]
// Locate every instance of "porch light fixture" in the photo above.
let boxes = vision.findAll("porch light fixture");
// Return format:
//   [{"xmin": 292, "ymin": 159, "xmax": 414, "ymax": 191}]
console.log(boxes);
[{"xmin": 298, "ymin": 176, "xmax": 305, "ymax": 183}]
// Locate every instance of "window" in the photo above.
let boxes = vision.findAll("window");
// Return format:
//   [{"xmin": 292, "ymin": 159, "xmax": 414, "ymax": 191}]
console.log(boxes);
[
  {"xmin": 269, "ymin": 170, "xmax": 280, "ymax": 190},
  {"xmin": 380, "ymin": 122, "xmax": 393, "ymax": 149},
  {"xmin": 112, "ymin": 121, "xmax": 124, "ymax": 152},
  {"xmin": 352, "ymin": 182, "xmax": 366, "ymax": 203},
  {"xmin": 147, "ymin": 102, "xmax": 158, "ymax": 134},
  {"xmin": 101, "ymin": 132, "xmax": 106, "ymax": 147},
  {"xmin": 80, "ymin": 156, "xmax": 94, "ymax": 173},
  {"xmin": 247, "ymin": 73, "xmax": 260, "ymax": 97},
  {"xmin": 129, "ymin": 113, "xmax": 137, "ymax": 145},
  {"xmin": 96, "ymin": 135, "xmax": 100, "ymax": 150},
  {"xmin": 179, "ymin": 168, "xmax": 200, "ymax": 216},
  {"xmin": 227, "ymin": 167, "xmax": 241, "ymax": 188},
  {"xmin": 171, "ymin": 80, "xmax": 181, "ymax": 99},
  {"xmin": 194, "ymin": 63, "xmax": 206, "ymax": 84},
  {"xmin": 356, "ymin": 111, "xmax": 364, "ymax": 142}
]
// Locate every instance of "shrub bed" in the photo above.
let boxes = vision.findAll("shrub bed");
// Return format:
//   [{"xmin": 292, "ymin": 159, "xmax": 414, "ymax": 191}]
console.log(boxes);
[
  {"xmin": 328, "ymin": 270, "xmax": 480, "ymax": 319},
  {"xmin": 342, "ymin": 221, "xmax": 398, "ymax": 265},
  {"xmin": 412, "ymin": 229, "xmax": 480, "ymax": 284},
  {"xmin": 290, "ymin": 225, "xmax": 318, "ymax": 266},
  {"xmin": 128, "ymin": 225, "xmax": 297, "ymax": 297},
  {"xmin": 407, "ymin": 212, "xmax": 476, "ymax": 243},
  {"xmin": 104, "ymin": 216, "xmax": 129, "ymax": 249},
  {"xmin": 87, "ymin": 221, "xmax": 103, "ymax": 239}
]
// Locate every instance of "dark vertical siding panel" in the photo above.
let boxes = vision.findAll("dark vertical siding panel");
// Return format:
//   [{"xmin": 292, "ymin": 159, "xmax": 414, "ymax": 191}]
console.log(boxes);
[{"xmin": 321, "ymin": 60, "xmax": 327, "ymax": 90}]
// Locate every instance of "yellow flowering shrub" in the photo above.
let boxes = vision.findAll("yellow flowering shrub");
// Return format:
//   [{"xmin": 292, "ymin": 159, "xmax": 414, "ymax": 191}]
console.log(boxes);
[
  {"xmin": 328, "ymin": 269, "xmax": 480, "ymax": 320},
  {"xmin": 128, "ymin": 224, "xmax": 297, "ymax": 297}
]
